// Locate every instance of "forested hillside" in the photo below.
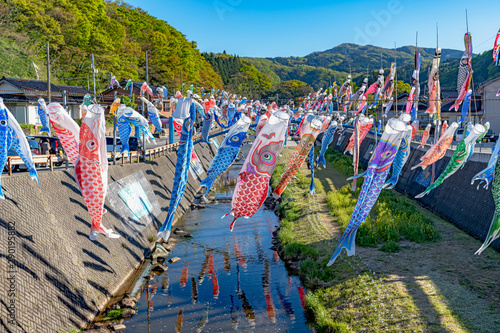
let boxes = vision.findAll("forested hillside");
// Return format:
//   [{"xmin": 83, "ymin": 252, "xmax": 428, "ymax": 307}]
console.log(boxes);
[
  {"xmin": 0, "ymin": 0, "xmax": 222, "ymax": 90},
  {"xmin": 202, "ymin": 52, "xmax": 314, "ymax": 100},
  {"xmin": 244, "ymin": 42, "xmax": 499, "ymax": 96}
]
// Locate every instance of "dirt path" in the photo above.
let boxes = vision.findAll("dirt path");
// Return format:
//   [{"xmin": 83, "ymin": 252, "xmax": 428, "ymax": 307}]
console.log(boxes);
[{"xmin": 313, "ymin": 162, "xmax": 500, "ymax": 333}]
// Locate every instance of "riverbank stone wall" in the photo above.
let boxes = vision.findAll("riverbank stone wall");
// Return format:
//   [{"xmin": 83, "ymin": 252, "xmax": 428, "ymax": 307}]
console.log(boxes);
[
  {"xmin": 331, "ymin": 129, "xmax": 499, "ymax": 252},
  {"xmin": 0, "ymin": 140, "xmax": 218, "ymax": 333}
]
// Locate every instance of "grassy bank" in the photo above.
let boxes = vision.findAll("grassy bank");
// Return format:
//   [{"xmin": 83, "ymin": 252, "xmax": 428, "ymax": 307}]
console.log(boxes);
[
  {"xmin": 324, "ymin": 149, "xmax": 439, "ymax": 251},
  {"xmin": 272, "ymin": 146, "xmax": 500, "ymax": 332}
]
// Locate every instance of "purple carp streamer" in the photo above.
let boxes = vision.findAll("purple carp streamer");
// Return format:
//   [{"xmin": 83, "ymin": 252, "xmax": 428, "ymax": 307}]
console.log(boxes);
[
  {"xmin": 476, "ymin": 144, "xmax": 500, "ymax": 255},
  {"xmin": 328, "ymin": 118, "xmax": 406, "ymax": 265}
]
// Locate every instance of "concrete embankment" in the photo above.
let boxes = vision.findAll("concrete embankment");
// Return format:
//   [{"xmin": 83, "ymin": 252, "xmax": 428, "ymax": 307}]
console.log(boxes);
[
  {"xmin": 332, "ymin": 129, "xmax": 499, "ymax": 251},
  {"xmin": 0, "ymin": 139, "xmax": 219, "ymax": 332}
]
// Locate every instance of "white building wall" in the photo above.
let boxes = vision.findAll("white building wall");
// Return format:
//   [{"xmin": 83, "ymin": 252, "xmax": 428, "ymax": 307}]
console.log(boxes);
[
  {"xmin": 481, "ymin": 80, "xmax": 500, "ymax": 135},
  {"xmin": 27, "ymin": 105, "xmax": 38, "ymax": 125}
]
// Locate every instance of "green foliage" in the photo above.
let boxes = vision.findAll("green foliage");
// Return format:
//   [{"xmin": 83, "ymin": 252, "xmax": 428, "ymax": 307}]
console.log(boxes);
[
  {"xmin": 395, "ymin": 80, "xmax": 411, "ymax": 94},
  {"xmin": 325, "ymin": 148, "xmax": 439, "ymax": 248},
  {"xmin": 104, "ymin": 114, "xmax": 114, "ymax": 127},
  {"xmin": 120, "ymin": 94, "xmax": 136, "ymax": 108},
  {"xmin": 379, "ymin": 240, "xmax": 400, "ymax": 253},
  {"xmin": 202, "ymin": 53, "xmax": 273, "ymax": 99},
  {"xmin": 272, "ymin": 80, "xmax": 314, "ymax": 102},
  {"xmin": 103, "ymin": 308, "xmax": 125, "ymax": 320},
  {"xmin": 245, "ymin": 43, "xmax": 469, "ymax": 91}
]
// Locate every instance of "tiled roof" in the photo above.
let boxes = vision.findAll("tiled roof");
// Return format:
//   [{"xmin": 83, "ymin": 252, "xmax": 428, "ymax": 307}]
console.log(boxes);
[{"xmin": 0, "ymin": 77, "xmax": 92, "ymax": 105}]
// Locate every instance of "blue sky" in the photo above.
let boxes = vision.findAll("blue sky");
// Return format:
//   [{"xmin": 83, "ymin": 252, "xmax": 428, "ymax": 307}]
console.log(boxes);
[{"xmin": 125, "ymin": 0, "xmax": 500, "ymax": 57}]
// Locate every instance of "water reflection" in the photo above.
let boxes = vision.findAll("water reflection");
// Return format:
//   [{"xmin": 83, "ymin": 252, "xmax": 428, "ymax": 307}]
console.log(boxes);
[
  {"xmin": 123, "ymin": 199, "xmax": 312, "ymax": 332},
  {"xmin": 198, "ymin": 250, "xmax": 210, "ymax": 283},
  {"xmin": 236, "ymin": 264, "xmax": 256, "ymax": 327},
  {"xmin": 175, "ymin": 309, "xmax": 183, "ymax": 333},
  {"xmin": 277, "ymin": 285, "xmax": 295, "ymax": 321},
  {"xmin": 191, "ymin": 277, "xmax": 198, "ymax": 304},
  {"xmin": 223, "ymin": 248, "xmax": 231, "ymax": 274},
  {"xmin": 179, "ymin": 263, "xmax": 189, "ymax": 288},
  {"xmin": 213, "ymin": 174, "xmax": 237, "ymax": 197},
  {"xmin": 196, "ymin": 304, "xmax": 209, "ymax": 333}
]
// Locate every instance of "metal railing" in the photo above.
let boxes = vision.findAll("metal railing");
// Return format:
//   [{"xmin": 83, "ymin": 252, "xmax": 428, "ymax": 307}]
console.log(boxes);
[{"xmin": 3, "ymin": 128, "xmax": 225, "ymax": 175}]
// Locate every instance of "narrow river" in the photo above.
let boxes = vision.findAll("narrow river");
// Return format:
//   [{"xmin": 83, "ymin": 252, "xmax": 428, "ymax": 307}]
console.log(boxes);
[{"xmin": 118, "ymin": 144, "xmax": 312, "ymax": 332}]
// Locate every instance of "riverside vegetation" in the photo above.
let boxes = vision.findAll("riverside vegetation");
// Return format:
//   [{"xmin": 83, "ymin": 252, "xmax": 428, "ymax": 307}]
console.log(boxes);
[{"xmin": 271, "ymin": 146, "xmax": 500, "ymax": 332}]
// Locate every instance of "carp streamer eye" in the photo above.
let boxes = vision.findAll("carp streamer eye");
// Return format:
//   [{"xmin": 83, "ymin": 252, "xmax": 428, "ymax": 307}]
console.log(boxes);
[
  {"xmin": 0, "ymin": 120, "xmax": 6, "ymax": 126},
  {"xmin": 380, "ymin": 150, "xmax": 392, "ymax": 159},
  {"xmin": 231, "ymin": 136, "xmax": 240, "ymax": 142},
  {"xmin": 205, "ymin": 113, "xmax": 211, "ymax": 120},
  {"xmin": 87, "ymin": 140, "xmax": 97, "ymax": 151},
  {"xmin": 260, "ymin": 152, "xmax": 276, "ymax": 165}
]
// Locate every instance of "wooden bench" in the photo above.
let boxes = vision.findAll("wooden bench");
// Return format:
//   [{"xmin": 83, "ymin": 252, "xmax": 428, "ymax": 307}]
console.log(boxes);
[{"xmin": 6, "ymin": 154, "xmax": 64, "ymax": 175}]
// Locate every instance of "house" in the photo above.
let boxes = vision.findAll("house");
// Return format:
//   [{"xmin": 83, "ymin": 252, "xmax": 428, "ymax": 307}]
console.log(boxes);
[
  {"xmin": 100, "ymin": 80, "xmax": 173, "ymax": 119},
  {"xmin": 389, "ymin": 90, "xmax": 482, "ymax": 129},
  {"xmin": 440, "ymin": 88, "xmax": 482, "ymax": 127},
  {"xmin": 477, "ymin": 76, "xmax": 500, "ymax": 133},
  {"xmin": 0, "ymin": 76, "xmax": 92, "ymax": 124}
]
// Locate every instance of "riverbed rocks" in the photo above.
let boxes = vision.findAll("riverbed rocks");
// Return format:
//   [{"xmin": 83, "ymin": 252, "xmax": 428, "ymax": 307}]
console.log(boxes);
[
  {"xmin": 109, "ymin": 323, "xmax": 126, "ymax": 331},
  {"xmin": 173, "ymin": 227, "xmax": 185, "ymax": 235},
  {"xmin": 84, "ymin": 323, "xmax": 111, "ymax": 333},
  {"xmin": 110, "ymin": 302, "xmax": 121, "ymax": 310},
  {"xmin": 151, "ymin": 263, "xmax": 168, "ymax": 274},
  {"xmin": 173, "ymin": 228, "xmax": 193, "ymax": 238},
  {"xmin": 264, "ymin": 196, "xmax": 280, "ymax": 210},
  {"xmin": 120, "ymin": 308, "xmax": 136, "ymax": 319},
  {"xmin": 120, "ymin": 295, "xmax": 137, "ymax": 308},
  {"xmin": 146, "ymin": 242, "xmax": 170, "ymax": 263},
  {"xmin": 190, "ymin": 203, "xmax": 206, "ymax": 210},
  {"xmin": 169, "ymin": 256, "xmax": 181, "ymax": 264}
]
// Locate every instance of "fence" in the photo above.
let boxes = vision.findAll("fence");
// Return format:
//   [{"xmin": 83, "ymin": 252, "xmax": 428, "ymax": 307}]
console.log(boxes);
[{"xmin": 4, "ymin": 129, "xmax": 224, "ymax": 175}]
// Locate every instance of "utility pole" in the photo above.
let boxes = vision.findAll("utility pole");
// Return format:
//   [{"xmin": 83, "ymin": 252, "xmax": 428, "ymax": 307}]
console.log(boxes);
[
  {"xmin": 91, "ymin": 53, "xmax": 96, "ymax": 98},
  {"xmin": 142, "ymin": 52, "xmax": 147, "ymax": 161},
  {"xmin": 145, "ymin": 50, "xmax": 149, "ymax": 85},
  {"xmin": 113, "ymin": 90, "xmax": 117, "ymax": 165},
  {"xmin": 47, "ymin": 42, "xmax": 51, "ymax": 103}
]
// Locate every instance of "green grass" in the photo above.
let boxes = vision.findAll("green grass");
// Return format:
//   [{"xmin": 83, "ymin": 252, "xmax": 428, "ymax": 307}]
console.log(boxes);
[
  {"xmin": 324, "ymin": 148, "xmax": 439, "ymax": 249},
  {"xmin": 103, "ymin": 309, "xmax": 125, "ymax": 320},
  {"xmin": 271, "ymin": 147, "xmax": 430, "ymax": 332}
]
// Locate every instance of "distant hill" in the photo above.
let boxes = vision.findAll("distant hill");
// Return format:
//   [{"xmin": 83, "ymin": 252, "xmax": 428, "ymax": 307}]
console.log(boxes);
[
  {"xmin": 439, "ymin": 49, "xmax": 500, "ymax": 90},
  {"xmin": 244, "ymin": 43, "xmax": 500, "ymax": 94},
  {"xmin": 294, "ymin": 43, "xmax": 464, "ymax": 73}
]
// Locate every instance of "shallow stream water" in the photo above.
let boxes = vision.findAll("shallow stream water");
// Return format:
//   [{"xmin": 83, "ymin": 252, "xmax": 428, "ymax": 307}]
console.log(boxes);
[{"xmin": 119, "ymin": 145, "xmax": 312, "ymax": 332}]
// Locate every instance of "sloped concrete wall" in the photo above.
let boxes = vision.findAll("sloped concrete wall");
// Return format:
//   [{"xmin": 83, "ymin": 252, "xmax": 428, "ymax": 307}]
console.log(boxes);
[
  {"xmin": 0, "ymin": 141, "xmax": 216, "ymax": 332},
  {"xmin": 331, "ymin": 129, "xmax": 499, "ymax": 251}
]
